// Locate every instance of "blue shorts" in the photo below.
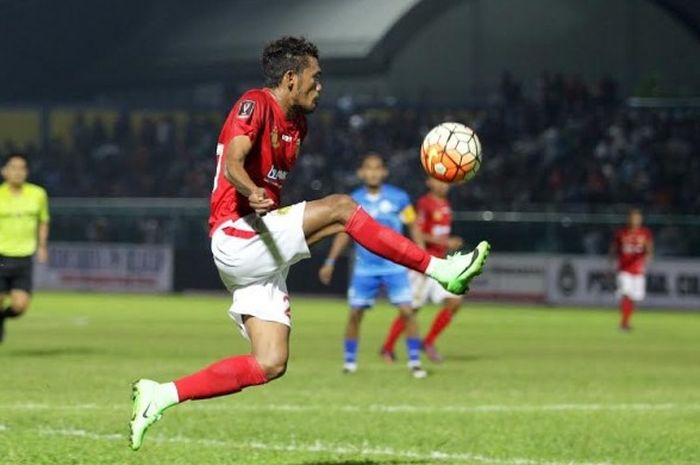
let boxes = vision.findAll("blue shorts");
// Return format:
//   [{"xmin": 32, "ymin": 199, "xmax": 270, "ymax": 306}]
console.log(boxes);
[{"xmin": 348, "ymin": 271, "xmax": 413, "ymax": 309}]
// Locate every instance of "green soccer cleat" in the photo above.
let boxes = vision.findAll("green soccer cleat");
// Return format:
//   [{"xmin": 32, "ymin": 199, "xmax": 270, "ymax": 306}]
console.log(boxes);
[
  {"xmin": 430, "ymin": 240, "xmax": 491, "ymax": 294},
  {"xmin": 129, "ymin": 379, "xmax": 166, "ymax": 451}
]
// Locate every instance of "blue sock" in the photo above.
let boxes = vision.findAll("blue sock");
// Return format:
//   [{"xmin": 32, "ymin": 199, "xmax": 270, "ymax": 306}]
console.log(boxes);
[
  {"xmin": 406, "ymin": 337, "xmax": 421, "ymax": 366},
  {"xmin": 344, "ymin": 339, "xmax": 358, "ymax": 364}
]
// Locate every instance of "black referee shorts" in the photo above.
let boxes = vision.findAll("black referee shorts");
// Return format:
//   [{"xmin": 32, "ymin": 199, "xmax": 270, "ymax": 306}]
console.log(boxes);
[{"xmin": 0, "ymin": 255, "xmax": 33, "ymax": 294}]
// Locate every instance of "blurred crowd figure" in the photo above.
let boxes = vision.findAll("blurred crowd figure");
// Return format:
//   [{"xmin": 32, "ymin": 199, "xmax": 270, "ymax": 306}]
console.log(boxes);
[{"xmin": 2, "ymin": 73, "xmax": 698, "ymax": 215}]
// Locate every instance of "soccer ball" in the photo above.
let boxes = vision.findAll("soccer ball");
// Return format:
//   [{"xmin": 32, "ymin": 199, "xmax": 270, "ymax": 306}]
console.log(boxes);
[{"xmin": 420, "ymin": 122, "xmax": 482, "ymax": 183}]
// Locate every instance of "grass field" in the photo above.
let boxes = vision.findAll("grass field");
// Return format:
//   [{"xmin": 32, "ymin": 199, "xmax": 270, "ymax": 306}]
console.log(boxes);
[{"xmin": 0, "ymin": 292, "xmax": 698, "ymax": 465}]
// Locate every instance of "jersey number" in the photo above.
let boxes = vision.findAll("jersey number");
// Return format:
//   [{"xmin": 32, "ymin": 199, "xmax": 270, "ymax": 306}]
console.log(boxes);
[{"xmin": 213, "ymin": 143, "xmax": 224, "ymax": 192}]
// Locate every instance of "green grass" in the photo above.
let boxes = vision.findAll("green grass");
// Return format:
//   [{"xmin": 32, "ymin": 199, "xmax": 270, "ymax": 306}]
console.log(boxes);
[{"xmin": 0, "ymin": 292, "xmax": 698, "ymax": 465}]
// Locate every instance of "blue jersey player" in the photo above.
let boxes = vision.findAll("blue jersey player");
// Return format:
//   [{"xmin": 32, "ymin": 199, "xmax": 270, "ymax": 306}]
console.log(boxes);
[{"xmin": 319, "ymin": 153, "xmax": 427, "ymax": 378}]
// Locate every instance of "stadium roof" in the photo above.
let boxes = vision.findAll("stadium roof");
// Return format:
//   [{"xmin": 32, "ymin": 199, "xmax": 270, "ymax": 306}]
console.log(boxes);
[{"xmin": 0, "ymin": 0, "xmax": 698, "ymax": 101}]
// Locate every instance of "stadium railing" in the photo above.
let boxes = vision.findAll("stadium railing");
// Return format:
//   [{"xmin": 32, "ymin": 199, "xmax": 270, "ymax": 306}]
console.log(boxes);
[{"xmin": 48, "ymin": 198, "xmax": 700, "ymax": 292}]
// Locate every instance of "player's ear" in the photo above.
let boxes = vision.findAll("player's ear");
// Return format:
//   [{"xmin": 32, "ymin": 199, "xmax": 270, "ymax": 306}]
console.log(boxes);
[{"xmin": 284, "ymin": 69, "xmax": 296, "ymax": 91}]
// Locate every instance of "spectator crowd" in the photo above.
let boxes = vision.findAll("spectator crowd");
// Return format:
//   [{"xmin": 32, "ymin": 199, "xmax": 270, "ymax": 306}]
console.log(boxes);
[{"xmin": 3, "ymin": 73, "xmax": 699, "ymax": 213}]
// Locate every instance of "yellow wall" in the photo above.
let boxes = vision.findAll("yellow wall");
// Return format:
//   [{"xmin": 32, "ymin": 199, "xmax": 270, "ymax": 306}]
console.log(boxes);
[
  {"xmin": 0, "ymin": 110, "xmax": 40, "ymax": 147},
  {"xmin": 49, "ymin": 110, "xmax": 119, "ymax": 148}
]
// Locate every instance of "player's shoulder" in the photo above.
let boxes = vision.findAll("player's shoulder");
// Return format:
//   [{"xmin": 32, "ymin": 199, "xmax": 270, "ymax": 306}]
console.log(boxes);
[
  {"xmin": 382, "ymin": 184, "xmax": 409, "ymax": 199},
  {"xmin": 350, "ymin": 186, "xmax": 366, "ymax": 199},
  {"xmin": 238, "ymin": 88, "xmax": 269, "ymax": 103},
  {"xmin": 24, "ymin": 183, "xmax": 47, "ymax": 197},
  {"xmin": 232, "ymin": 88, "xmax": 270, "ymax": 115},
  {"xmin": 642, "ymin": 226, "xmax": 653, "ymax": 237},
  {"xmin": 417, "ymin": 193, "xmax": 431, "ymax": 204}
]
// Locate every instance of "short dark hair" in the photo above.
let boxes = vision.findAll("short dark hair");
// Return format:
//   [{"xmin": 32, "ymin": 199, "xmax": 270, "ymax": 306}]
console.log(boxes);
[
  {"xmin": 3, "ymin": 152, "xmax": 28, "ymax": 167},
  {"xmin": 360, "ymin": 152, "xmax": 385, "ymax": 167},
  {"xmin": 262, "ymin": 36, "xmax": 319, "ymax": 87}
]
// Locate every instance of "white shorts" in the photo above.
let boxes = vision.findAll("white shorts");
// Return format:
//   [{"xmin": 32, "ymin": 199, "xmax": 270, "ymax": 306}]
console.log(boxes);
[
  {"xmin": 211, "ymin": 202, "xmax": 310, "ymax": 338},
  {"xmin": 410, "ymin": 270, "xmax": 461, "ymax": 308},
  {"xmin": 616, "ymin": 271, "xmax": 646, "ymax": 301}
]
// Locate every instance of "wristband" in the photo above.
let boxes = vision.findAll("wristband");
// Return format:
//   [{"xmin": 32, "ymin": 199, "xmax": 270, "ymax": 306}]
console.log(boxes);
[{"xmin": 324, "ymin": 258, "xmax": 336, "ymax": 267}]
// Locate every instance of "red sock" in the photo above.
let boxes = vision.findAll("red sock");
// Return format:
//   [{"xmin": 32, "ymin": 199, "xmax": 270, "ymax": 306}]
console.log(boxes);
[
  {"xmin": 345, "ymin": 207, "xmax": 431, "ymax": 273},
  {"xmin": 620, "ymin": 297, "xmax": 634, "ymax": 327},
  {"xmin": 174, "ymin": 355, "xmax": 267, "ymax": 402},
  {"xmin": 423, "ymin": 308, "xmax": 453, "ymax": 346},
  {"xmin": 383, "ymin": 316, "xmax": 406, "ymax": 352}
]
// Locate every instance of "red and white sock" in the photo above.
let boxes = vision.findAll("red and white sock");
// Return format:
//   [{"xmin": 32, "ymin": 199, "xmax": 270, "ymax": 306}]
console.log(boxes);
[
  {"xmin": 168, "ymin": 355, "xmax": 267, "ymax": 403},
  {"xmin": 382, "ymin": 316, "xmax": 406, "ymax": 352},
  {"xmin": 345, "ymin": 207, "xmax": 433, "ymax": 273},
  {"xmin": 423, "ymin": 308, "xmax": 453, "ymax": 346}
]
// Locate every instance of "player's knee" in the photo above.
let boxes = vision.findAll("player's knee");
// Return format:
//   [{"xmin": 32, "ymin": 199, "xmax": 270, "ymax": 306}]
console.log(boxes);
[
  {"xmin": 349, "ymin": 310, "xmax": 364, "ymax": 323},
  {"xmin": 326, "ymin": 194, "xmax": 357, "ymax": 224},
  {"xmin": 256, "ymin": 357, "xmax": 288, "ymax": 381},
  {"xmin": 10, "ymin": 299, "xmax": 30, "ymax": 314},
  {"xmin": 398, "ymin": 306, "xmax": 415, "ymax": 318}
]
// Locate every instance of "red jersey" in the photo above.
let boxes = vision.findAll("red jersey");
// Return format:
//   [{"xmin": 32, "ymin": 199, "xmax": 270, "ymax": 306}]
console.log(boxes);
[
  {"xmin": 209, "ymin": 88, "xmax": 307, "ymax": 233},
  {"xmin": 416, "ymin": 193, "xmax": 452, "ymax": 258},
  {"xmin": 614, "ymin": 227, "xmax": 653, "ymax": 274}
]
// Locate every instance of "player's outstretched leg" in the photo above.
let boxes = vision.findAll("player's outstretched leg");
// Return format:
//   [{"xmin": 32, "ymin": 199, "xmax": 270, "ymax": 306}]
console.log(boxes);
[
  {"xmin": 303, "ymin": 195, "xmax": 490, "ymax": 294},
  {"xmin": 129, "ymin": 318, "xmax": 287, "ymax": 450}
]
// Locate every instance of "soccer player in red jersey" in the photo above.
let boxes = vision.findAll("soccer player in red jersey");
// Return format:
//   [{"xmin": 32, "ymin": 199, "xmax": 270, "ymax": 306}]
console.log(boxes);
[
  {"xmin": 129, "ymin": 37, "xmax": 490, "ymax": 450},
  {"xmin": 381, "ymin": 178, "xmax": 465, "ymax": 362},
  {"xmin": 610, "ymin": 208, "xmax": 653, "ymax": 331}
]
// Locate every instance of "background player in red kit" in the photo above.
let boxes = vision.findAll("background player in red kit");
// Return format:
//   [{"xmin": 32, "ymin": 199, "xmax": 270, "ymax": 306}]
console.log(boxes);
[
  {"xmin": 129, "ymin": 36, "xmax": 490, "ymax": 450},
  {"xmin": 610, "ymin": 208, "xmax": 653, "ymax": 331},
  {"xmin": 381, "ymin": 178, "xmax": 465, "ymax": 363}
]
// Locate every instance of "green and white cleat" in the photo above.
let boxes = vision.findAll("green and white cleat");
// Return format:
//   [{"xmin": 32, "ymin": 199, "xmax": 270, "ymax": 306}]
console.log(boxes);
[
  {"xmin": 129, "ymin": 379, "xmax": 166, "ymax": 451},
  {"xmin": 430, "ymin": 240, "xmax": 491, "ymax": 294}
]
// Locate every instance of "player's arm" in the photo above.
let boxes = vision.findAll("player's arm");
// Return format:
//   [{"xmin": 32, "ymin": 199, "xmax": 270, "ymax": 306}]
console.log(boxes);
[
  {"xmin": 37, "ymin": 190, "xmax": 50, "ymax": 263},
  {"xmin": 318, "ymin": 233, "xmax": 352, "ymax": 285},
  {"xmin": 408, "ymin": 222, "xmax": 425, "ymax": 249},
  {"xmin": 400, "ymin": 204, "xmax": 425, "ymax": 248},
  {"xmin": 645, "ymin": 234, "xmax": 654, "ymax": 264},
  {"xmin": 37, "ymin": 222, "xmax": 49, "ymax": 263},
  {"xmin": 223, "ymin": 136, "xmax": 274, "ymax": 214}
]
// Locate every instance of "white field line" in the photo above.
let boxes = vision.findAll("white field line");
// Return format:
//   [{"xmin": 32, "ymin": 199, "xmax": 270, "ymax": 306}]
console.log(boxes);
[
  {"xmin": 0, "ymin": 424, "xmax": 7, "ymax": 432},
  {"xmin": 1, "ymin": 402, "xmax": 699, "ymax": 414},
  {"xmin": 37, "ymin": 426, "xmax": 616, "ymax": 465}
]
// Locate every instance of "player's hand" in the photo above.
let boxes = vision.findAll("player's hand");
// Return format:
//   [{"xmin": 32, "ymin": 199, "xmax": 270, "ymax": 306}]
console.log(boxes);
[
  {"xmin": 37, "ymin": 245, "xmax": 49, "ymax": 264},
  {"xmin": 447, "ymin": 236, "xmax": 464, "ymax": 251},
  {"xmin": 319, "ymin": 264, "xmax": 334, "ymax": 285},
  {"xmin": 248, "ymin": 187, "xmax": 275, "ymax": 215}
]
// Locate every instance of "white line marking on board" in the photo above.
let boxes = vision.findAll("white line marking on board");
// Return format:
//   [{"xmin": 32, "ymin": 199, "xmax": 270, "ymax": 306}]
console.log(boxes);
[
  {"xmin": 38, "ymin": 427, "xmax": 616, "ymax": 465},
  {"xmin": 2, "ymin": 402, "xmax": 699, "ymax": 414}
]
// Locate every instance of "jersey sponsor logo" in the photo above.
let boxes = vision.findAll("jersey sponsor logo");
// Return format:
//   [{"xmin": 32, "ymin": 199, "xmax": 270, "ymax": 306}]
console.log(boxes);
[
  {"xmin": 266, "ymin": 166, "xmax": 288, "ymax": 182},
  {"xmin": 431, "ymin": 225, "xmax": 451, "ymax": 236},
  {"xmin": 379, "ymin": 200, "xmax": 395, "ymax": 214},
  {"xmin": 622, "ymin": 243, "xmax": 645, "ymax": 254},
  {"xmin": 237, "ymin": 100, "xmax": 255, "ymax": 118},
  {"xmin": 281, "ymin": 134, "xmax": 292, "ymax": 142}
]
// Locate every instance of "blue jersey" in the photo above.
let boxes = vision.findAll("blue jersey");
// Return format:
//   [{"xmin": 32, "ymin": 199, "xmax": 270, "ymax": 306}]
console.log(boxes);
[{"xmin": 351, "ymin": 185, "xmax": 416, "ymax": 276}]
